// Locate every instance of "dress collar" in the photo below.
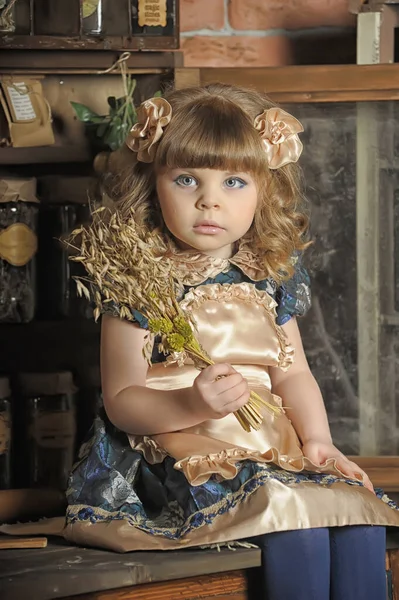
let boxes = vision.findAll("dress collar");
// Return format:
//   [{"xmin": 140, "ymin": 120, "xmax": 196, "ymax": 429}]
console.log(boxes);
[{"xmin": 165, "ymin": 238, "xmax": 270, "ymax": 287}]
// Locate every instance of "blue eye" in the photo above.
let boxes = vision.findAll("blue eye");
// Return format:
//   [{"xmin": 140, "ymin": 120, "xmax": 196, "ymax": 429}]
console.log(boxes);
[
  {"xmin": 175, "ymin": 175, "xmax": 196, "ymax": 187},
  {"xmin": 224, "ymin": 177, "xmax": 247, "ymax": 189}
]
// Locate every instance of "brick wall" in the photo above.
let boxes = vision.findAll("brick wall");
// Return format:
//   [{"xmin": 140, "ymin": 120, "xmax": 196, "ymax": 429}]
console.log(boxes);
[{"xmin": 180, "ymin": 0, "xmax": 357, "ymax": 67}]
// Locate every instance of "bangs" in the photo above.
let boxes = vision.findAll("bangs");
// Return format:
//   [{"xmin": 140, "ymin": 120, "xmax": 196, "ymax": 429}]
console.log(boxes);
[{"xmin": 154, "ymin": 99, "xmax": 266, "ymax": 176}]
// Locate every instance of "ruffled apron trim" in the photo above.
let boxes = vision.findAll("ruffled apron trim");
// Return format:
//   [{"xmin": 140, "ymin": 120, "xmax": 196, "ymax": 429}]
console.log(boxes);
[{"xmin": 173, "ymin": 446, "xmax": 359, "ymax": 486}]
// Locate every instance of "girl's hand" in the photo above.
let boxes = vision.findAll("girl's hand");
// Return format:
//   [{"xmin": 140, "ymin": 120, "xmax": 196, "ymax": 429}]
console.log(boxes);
[
  {"xmin": 302, "ymin": 440, "xmax": 375, "ymax": 494},
  {"xmin": 189, "ymin": 363, "xmax": 250, "ymax": 421}
]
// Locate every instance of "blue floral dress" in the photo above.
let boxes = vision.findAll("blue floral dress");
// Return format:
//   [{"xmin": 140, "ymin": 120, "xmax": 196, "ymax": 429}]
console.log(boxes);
[{"xmin": 64, "ymin": 250, "xmax": 399, "ymax": 553}]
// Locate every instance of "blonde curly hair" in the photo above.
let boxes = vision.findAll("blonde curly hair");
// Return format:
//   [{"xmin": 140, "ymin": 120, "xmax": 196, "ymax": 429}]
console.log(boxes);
[{"xmin": 105, "ymin": 82, "xmax": 310, "ymax": 282}]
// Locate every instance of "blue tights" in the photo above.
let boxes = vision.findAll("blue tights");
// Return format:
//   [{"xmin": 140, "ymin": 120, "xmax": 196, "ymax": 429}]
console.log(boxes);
[{"xmin": 248, "ymin": 526, "xmax": 386, "ymax": 600}]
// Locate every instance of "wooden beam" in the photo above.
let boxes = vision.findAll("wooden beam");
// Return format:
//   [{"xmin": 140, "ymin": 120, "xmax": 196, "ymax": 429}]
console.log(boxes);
[
  {"xmin": 174, "ymin": 68, "xmax": 201, "ymax": 89},
  {"xmin": 194, "ymin": 64, "xmax": 399, "ymax": 103},
  {"xmin": 0, "ymin": 35, "xmax": 179, "ymax": 51},
  {"xmin": 0, "ymin": 50, "xmax": 183, "ymax": 74},
  {"xmin": 348, "ymin": 457, "xmax": 399, "ymax": 490}
]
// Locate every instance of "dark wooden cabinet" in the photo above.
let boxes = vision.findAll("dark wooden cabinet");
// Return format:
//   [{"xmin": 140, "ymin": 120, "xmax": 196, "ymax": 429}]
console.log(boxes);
[{"xmin": 0, "ymin": 0, "xmax": 179, "ymax": 50}]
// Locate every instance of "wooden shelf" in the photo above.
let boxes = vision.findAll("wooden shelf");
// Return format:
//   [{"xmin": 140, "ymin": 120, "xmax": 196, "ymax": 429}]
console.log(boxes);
[
  {"xmin": 0, "ymin": 319, "xmax": 100, "ymax": 373},
  {"xmin": 175, "ymin": 64, "xmax": 399, "ymax": 103},
  {"xmin": 0, "ymin": 35, "xmax": 179, "ymax": 51},
  {"xmin": 0, "ymin": 50, "xmax": 183, "ymax": 74},
  {"xmin": 0, "ymin": 145, "xmax": 92, "ymax": 165}
]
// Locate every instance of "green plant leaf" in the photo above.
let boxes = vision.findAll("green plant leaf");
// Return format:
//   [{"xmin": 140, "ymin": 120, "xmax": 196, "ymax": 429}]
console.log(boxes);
[
  {"xmin": 96, "ymin": 121, "xmax": 110, "ymax": 139},
  {"xmin": 70, "ymin": 101, "xmax": 102, "ymax": 123},
  {"xmin": 153, "ymin": 90, "xmax": 162, "ymax": 97}
]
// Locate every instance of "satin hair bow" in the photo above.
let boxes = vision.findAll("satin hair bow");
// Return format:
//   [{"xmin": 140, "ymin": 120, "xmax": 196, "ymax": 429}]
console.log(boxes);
[
  {"xmin": 254, "ymin": 107, "xmax": 304, "ymax": 169},
  {"xmin": 126, "ymin": 97, "xmax": 172, "ymax": 163}
]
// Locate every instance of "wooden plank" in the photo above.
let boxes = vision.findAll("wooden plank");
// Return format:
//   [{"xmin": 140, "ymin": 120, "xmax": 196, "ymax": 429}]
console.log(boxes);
[
  {"xmin": 347, "ymin": 456, "xmax": 399, "ymax": 490},
  {"xmin": 0, "ymin": 35, "xmax": 179, "ymax": 50},
  {"xmin": 246, "ymin": 90, "xmax": 399, "ymax": 103},
  {"xmin": 195, "ymin": 64, "xmax": 399, "ymax": 103},
  {"xmin": 0, "ymin": 541, "xmax": 261, "ymax": 600},
  {"xmin": 389, "ymin": 549, "xmax": 399, "ymax": 600},
  {"xmin": 61, "ymin": 571, "xmax": 248, "ymax": 600},
  {"xmin": 174, "ymin": 68, "xmax": 201, "ymax": 90},
  {"xmin": 0, "ymin": 51, "xmax": 183, "ymax": 73},
  {"xmin": 0, "ymin": 146, "xmax": 91, "ymax": 165},
  {"xmin": 0, "ymin": 537, "xmax": 48, "ymax": 550}
]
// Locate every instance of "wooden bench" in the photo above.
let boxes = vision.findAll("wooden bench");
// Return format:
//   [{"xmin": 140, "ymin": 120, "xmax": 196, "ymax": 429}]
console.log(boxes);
[
  {"xmin": 2, "ymin": 536, "xmax": 399, "ymax": 599},
  {"xmin": 0, "ymin": 537, "xmax": 261, "ymax": 600}
]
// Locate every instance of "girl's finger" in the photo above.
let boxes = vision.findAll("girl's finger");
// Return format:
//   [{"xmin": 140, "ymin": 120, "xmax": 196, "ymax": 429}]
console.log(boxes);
[
  {"xmin": 204, "ymin": 363, "xmax": 237, "ymax": 381},
  {"xmin": 219, "ymin": 380, "xmax": 249, "ymax": 406},
  {"xmin": 303, "ymin": 448, "xmax": 321, "ymax": 466},
  {"xmin": 213, "ymin": 373, "xmax": 243, "ymax": 395},
  {"xmin": 335, "ymin": 460, "xmax": 375, "ymax": 493}
]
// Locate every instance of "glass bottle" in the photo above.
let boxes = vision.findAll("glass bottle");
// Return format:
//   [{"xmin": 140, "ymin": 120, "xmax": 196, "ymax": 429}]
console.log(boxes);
[
  {"xmin": 81, "ymin": 0, "xmax": 103, "ymax": 35},
  {"xmin": 37, "ymin": 202, "xmax": 92, "ymax": 319},
  {"xmin": 0, "ymin": 178, "xmax": 39, "ymax": 323},
  {"xmin": 20, "ymin": 371, "xmax": 77, "ymax": 491}
]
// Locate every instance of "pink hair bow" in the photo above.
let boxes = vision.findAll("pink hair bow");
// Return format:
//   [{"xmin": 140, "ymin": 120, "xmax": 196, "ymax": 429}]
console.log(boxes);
[
  {"xmin": 126, "ymin": 97, "xmax": 172, "ymax": 163},
  {"xmin": 254, "ymin": 107, "xmax": 304, "ymax": 169}
]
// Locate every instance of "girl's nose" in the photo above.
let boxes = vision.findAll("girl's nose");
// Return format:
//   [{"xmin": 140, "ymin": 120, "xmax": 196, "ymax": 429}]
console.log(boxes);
[{"xmin": 196, "ymin": 192, "xmax": 221, "ymax": 210}]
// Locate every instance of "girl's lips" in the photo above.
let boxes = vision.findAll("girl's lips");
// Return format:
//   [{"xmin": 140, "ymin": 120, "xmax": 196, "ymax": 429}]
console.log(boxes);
[{"xmin": 193, "ymin": 224, "xmax": 224, "ymax": 235}]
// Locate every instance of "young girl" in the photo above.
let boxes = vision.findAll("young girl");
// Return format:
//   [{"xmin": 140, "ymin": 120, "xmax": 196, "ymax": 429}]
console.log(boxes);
[{"xmin": 50, "ymin": 84, "xmax": 399, "ymax": 597}]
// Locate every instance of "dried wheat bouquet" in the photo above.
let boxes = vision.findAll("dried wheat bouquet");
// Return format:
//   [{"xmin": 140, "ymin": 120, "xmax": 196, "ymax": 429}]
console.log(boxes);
[{"xmin": 67, "ymin": 206, "xmax": 283, "ymax": 432}]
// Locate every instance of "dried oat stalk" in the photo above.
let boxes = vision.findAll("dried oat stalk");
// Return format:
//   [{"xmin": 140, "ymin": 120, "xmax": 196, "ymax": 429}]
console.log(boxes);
[{"xmin": 67, "ymin": 206, "xmax": 282, "ymax": 432}]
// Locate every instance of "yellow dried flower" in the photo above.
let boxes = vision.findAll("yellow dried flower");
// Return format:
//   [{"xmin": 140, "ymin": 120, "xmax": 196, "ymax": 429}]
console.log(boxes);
[
  {"xmin": 173, "ymin": 316, "xmax": 194, "ymax": 342},
  {"xmin": 148, "ymin": 317, "xmax": 173, "ymax": 335},
  {"xmin": 166, "ymin": 333, "xmax": 185, "ymax": 352}
]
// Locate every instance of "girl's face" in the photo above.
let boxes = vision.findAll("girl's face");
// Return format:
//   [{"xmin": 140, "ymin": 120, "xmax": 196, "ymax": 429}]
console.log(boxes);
[{"xmin": 156, "ymin": 168, "xmax": 258, "ymax": 259}]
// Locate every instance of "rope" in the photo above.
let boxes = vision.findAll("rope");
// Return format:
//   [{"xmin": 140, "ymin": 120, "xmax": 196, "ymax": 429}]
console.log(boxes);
[{"xmin": 96, "ymin": 52, "xmax": 132, "ymax": 76}]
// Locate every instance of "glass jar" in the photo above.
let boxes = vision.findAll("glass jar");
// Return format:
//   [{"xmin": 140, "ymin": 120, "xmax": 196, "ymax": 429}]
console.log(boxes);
[
  {"xmin": 33, "ymin": 0, "xmax": 80, "ymax": 36},
  {"xmin": 37, "ymin": 203, "xmax": 92, "ymax": 320},
  {"xmin": 0, "ymin": 377, "xmax": 12, "ymax": 490},
  {"xmin": 0, "ymin": 0, "xmax": 16, "ymax": 33},
  {"xmin": 19, "ymin": 371, "xmax": 77, "ymax": 491},
  {"xmin": 0, "ymin": 178, "xmax": 39, "ymax": 323},
  {"xmin": 81, "ymin": 0, "xmax": 103, "ymax": 35}
]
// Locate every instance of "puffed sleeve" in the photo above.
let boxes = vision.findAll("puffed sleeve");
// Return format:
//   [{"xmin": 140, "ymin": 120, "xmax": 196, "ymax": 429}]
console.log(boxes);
[
  {"xmin": 98, "ymin": 298, "xmax": 148, "ymax": 329},
  {"xmin": 275, "ymin": 256, "xmax": 311, "ymax": 326}
]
